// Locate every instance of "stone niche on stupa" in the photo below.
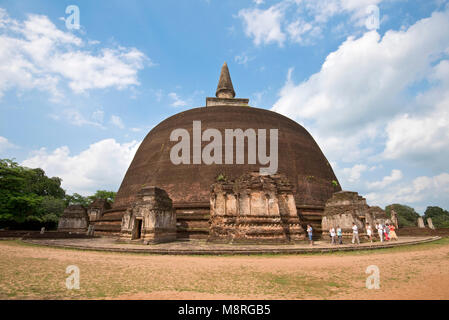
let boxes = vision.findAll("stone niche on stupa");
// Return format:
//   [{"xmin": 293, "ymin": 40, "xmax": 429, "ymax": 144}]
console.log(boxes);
[
  {"xmin": 209, "ymin": 172, "xmax": 305, "ymax": 243},
  {"xmin": 120, "ymin": 186, "xmax": 177, "ymax": 244}
]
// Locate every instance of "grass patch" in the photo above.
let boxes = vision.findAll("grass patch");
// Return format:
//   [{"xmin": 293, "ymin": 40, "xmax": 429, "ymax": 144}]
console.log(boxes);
[{"xmin": 253, "ymin": 272, "xmax": 351, "ymax": 299}]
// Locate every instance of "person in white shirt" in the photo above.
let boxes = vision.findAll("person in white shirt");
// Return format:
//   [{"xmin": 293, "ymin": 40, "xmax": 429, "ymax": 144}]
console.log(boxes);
[
  {"xmin": 329, "ymin": 227, "xmax": 336, "ymax": 245},
  {"xmin": 352, "ymin": 222, "xmax": 360, "ymax": 245},
  {"xmin": 376, "ymin": 223, "xmax": 384, "ymax": 242},
  {"xmin": 366, "ymin": 223, "xmax": 373, "ymax": 243}
]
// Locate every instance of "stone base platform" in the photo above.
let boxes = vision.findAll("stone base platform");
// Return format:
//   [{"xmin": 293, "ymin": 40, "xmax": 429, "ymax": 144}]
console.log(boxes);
[{"xmin": 20, "ymin": 236, "xmax": 441, "ymax": 255}]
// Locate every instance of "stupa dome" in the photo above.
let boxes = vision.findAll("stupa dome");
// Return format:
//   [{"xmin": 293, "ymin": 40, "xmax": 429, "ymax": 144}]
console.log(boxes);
[{"xmin": 113, "ymin": 105, "xmax": 340, "ymax": 209}]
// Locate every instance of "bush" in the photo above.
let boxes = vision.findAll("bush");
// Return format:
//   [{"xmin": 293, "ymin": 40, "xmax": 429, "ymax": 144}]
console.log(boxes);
[{"xmin": 216, "ymin": 173, "xmax": 226, "ymax": 182}]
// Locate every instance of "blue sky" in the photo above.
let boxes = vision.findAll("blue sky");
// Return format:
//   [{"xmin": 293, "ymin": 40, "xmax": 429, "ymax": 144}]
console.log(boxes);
[{"xmin": 1, "ymin": 0, "xmax": 449, "ymax": 213}]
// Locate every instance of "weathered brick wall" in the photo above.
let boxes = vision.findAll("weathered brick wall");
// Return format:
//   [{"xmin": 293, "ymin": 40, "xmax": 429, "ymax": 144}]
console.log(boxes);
[{"xmin": 209, "ymin": 172, "xmax": 305, "ymax": 243}]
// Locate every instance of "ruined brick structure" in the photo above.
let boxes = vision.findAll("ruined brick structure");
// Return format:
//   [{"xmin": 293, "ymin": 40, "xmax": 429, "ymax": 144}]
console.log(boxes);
[
  {"xmin": 120, "ymin": 186, "xmax": 176, "ymax": 244},
  {"xmin": 209, "ymin": 172, "xmax": 304, "ymax": 243},
  {"xmin": 368, "ymin": 206, "xmax": 390, "ymax": 226},
  {"xmin": 87, "ymin": 199, "xmax": 111, "ymax": 223},
  {"xmin": 322, "ymin": 191, "xmax": 391, "ymax": 239},
  {"xmin": 57, "ymin": 205, "xmax": 89, "ymax": 233}
]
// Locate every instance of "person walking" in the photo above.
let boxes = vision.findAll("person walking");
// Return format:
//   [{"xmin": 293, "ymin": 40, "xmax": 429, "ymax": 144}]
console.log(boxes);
[
  {"xmin": 384, "ymin": 223, "xmax": 390, "ymax": 241},
  {"xmin": 330, "ymin": 227, "xmax": 336, "ymax": 245},
  {"xmin": 389, "ymin": 224, "xmax": 398, "ymax": 241},
  {"xmin": 376, "ymin": 223, "xmax": 384, "ymax": 242},
  {"xmin": 366, "ymin": 222, "xmax": 373, "ymax": 243},
  {"xmin": 352, "ymin": 222, "xmax": 360, "ymax": 245},
  {"xmin": 337, "ymin": 226, "xmax": 343, "ymax": 244},
  {"xmin": 307, "ymin": 224, "xmax": 313, "ymax": 246}
]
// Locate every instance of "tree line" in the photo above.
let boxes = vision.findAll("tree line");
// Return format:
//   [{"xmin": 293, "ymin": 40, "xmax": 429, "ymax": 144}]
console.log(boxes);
[
  {"xmin": 0, "ymin": 159, "xmax": 115, "ymax": 230},
  {"xmin": 385, "ymin": 204, "xmax": 449, "ymax": 228}
]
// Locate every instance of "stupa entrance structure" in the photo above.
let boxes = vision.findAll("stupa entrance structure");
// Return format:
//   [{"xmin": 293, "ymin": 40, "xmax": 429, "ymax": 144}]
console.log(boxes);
[{"xmin": 94, "ymin": 63, "xmax": 342, "ymax": 243}]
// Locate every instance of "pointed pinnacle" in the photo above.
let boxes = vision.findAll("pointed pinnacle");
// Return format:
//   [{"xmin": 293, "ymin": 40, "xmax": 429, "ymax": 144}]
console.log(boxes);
[{"xmin": 216, "ymin": 62, "xmax": 236, "ymax": 98}]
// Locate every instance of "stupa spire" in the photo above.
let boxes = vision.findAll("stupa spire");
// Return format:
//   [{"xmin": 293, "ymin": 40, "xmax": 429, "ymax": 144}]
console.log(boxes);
[
  {"xmin": 206, "ymin": 62, "xmax": 249, "ymax": 107},
  {"xmin": 216, "ymin": 62, "xmax": 236, "ymax": 98}
]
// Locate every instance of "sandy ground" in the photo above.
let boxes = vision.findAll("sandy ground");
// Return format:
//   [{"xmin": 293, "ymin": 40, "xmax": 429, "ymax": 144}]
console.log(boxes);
[{"xmin": 0, "ymin": 239, "xmax": 448, "ymax": 300}]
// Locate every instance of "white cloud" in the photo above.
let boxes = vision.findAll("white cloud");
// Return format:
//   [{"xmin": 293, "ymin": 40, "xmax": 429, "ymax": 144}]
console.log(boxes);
[
  {"xmin": 91, "ymin": 109, "xmax": 104, "ymax": 123},
  {"xmin": 110, "ymin": 115, "xmax": 125, "ymax": 129},
  {"xmin": 273, "ymin": 8, "xmax": 449, "ymax": 165},
  {"xmin": 21, "ymin": 139, "xmax": 140, "ymax": 195},
  {"xmin": 252, "ymin": 90, "xmax": 268, "ymax": 107},
  {"xmin": 274, "ymin": 10, "xmax": 449, "ymax": 129},
  {"xmin": 51, "ymin": 109, "xmax": 105, "ymax": 128},
  {"xmin": 367, "ymin": 169, "xmax": 403, "ymax": 189},
  {"xmin": 155, "ymin": 89, "xmax": 163, "ymax": 102},
  {"xmin": 238, "ymin": 0, "xmax": 385, "ymax": 47},
  {"xmin": 287, "ymin": 19, "xmax": 321, "ymax": 45},
  {"xmin": 238, "ymin": 3, "xmax": 286, "ymax": 46},
  {"xmin": 384, "ymin": 108, "xmax": 449, "ymax": 170},
  {"xmin": 366, "ymin": 173, "xmax": 449, "ymax": 209},
  {"xmin": 383, "ymin": 60, "xmax": 449, "ymax": 170},
  {"xmin": 168, "ymin": 92, "xmax": 188, "ymax": 107},
  {"xmin": 267, "ymin": 7, "xmax": 449, "ymax": 211},
  {"xmin": 0, "ymin": 9, "xmax": 148, "ymax": 99},
  {"xmin": 0, "ymin": 136, "xmax": 17, "ymax": 153},
  {"xmin": 234, "ymin": 52, "xmax": 254, "ymax": 65},
  {"xmin": 299, "ymin": 0, "xmax": 383, "ymax": 25},
  {"xmin": 342, "ymin": 164, "xmax": 368, "ymax": 183},
  {"xmin": 307, "ymin": 123, "xmax": 378, "ymax": 163}
]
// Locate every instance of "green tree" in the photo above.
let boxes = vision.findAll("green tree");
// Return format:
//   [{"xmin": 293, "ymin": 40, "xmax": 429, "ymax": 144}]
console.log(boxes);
[
  {"xmin": 88, "ymin": 190, "xmax": 116, "ymax": 204},
  {"xmin": 0, "ymin": 159, "xmax": 66, "ymax": 230},
  {"xmin": 1, "ymin": 159, "xmax": 118, "ymax": 230},
  {"xmin": 424, "ymin": 206, "xmax": 449, "ymax": 228},
  {"xmin": 385, "ymin": 204, "xmax": 420, "ymax": 227},
  {"xmin": 24, "ymin": 168, "xmax": 65, "ymax": 198},
  {"xmin": 39, "ymin": 196, "xmax": 66, "ymax": 216},
  {"xmin": 64, "ymin": 190, "xmax": 116, "ymax": 207},
  {"xmin": 64, "ymin": 193, "xmax": 89, "ymax": 207}
]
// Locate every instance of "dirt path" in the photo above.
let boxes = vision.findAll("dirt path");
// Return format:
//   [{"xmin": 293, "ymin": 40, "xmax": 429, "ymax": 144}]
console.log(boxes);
[{"xmin": 1, "ymin": 239, "xmax": 448, "ymax": 299}]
